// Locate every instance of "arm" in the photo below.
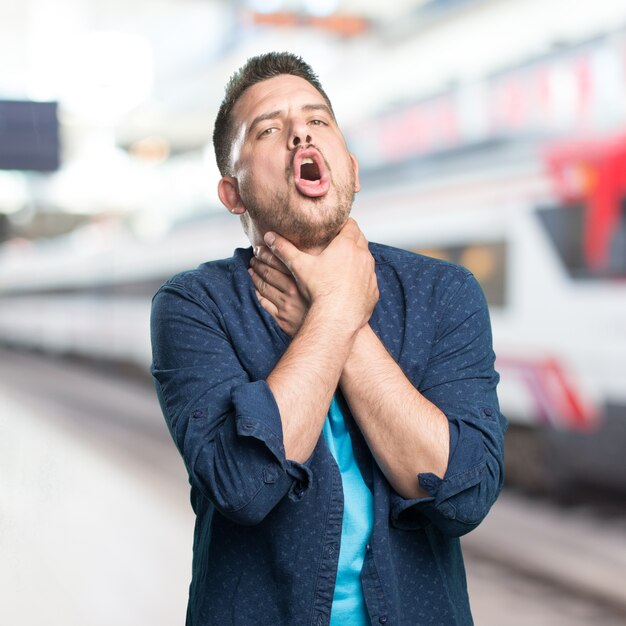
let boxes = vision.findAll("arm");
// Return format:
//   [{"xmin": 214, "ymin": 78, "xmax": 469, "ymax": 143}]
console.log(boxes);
[
  {"xmin": 250, "ymin": 246, "xmax": 506, "ymax": 536},
  {"xmin": 339, "ymin": 324, "xmax": 449, "ymax": 499},
  {"xmin": 262, "ymin": 219, "xmax": 378, "ymax": 463},
  {"xmin": 387, "ymin": 272, "xmax": 506, "ymax": 536},
  {"xmin": 151, "ymin": 221, "xmax": 377, "ymax": 525},
  {"xmin": 251, "ymin": 244, "xmax": 449, "ymax": 497},
  {"xmin": 151, "ymin": 282, "xmax": 298, "ymax": 526}
]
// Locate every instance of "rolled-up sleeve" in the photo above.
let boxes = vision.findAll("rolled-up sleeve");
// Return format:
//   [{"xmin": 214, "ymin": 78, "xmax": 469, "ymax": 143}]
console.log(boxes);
[
  {"xmin": 150, "ymin": 281, "xmax": 311, "ymax": 526},
  {"xmin": 391, "ymin": 272, "xmax": 507, "ymax": 536}
]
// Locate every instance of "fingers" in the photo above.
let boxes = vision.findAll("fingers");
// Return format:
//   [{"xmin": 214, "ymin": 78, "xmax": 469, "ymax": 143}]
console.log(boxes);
[
  {"xmin": 249, "ymin": 258, "xmax": 295, "ymax": 295},
  {"xmin": 250, "ymin": 262, "xmax": 309, "ymax": 338},
  {"xmin": 254, "ymin": 289, "xmax": 279, "ymax": 318},
  {"xmin": 253, "ymin": 246, "xmax": 291, "ymax": 275},
  {"xmin": 264, "ymin": 231, "xmax": 302, "ymax": 273},
  {"xmin": 248, "ymin": 266, "xmax": 281, "ymax": 304},
  {"xmin": 335, "ymin": 218, "xmax": 368, "ymax": 249}
]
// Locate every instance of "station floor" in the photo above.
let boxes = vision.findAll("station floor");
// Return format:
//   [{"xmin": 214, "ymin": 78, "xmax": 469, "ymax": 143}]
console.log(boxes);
[{"xmin": 2, "ymin": 350, "xmax": 625, "ymax": 625}]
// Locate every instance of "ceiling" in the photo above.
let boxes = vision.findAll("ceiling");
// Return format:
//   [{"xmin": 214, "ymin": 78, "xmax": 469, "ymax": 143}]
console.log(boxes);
[{"xmin": 0, "ymin": 0, "xmax": 431, "ymax": 152}]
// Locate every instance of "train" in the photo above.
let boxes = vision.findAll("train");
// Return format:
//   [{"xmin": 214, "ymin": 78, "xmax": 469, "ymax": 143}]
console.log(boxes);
[{"xmin": 1, "ymin": 128, "xmax": 625, "ymax": 498}]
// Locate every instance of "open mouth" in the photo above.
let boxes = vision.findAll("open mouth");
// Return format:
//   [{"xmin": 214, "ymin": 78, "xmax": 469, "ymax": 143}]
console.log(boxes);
[
  {"xmin": 300, "ymin": 157, "xmax": 321, "ymax": 181},
  {"xmin": 293, "ymin": 149, "xmax": 330, "ymax": 198}
]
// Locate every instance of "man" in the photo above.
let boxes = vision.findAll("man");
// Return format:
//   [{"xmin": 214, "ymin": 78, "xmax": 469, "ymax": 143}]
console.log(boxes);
[{"xmin": 151, "ymin": 52, "xmax": 506, "ymax": 626}]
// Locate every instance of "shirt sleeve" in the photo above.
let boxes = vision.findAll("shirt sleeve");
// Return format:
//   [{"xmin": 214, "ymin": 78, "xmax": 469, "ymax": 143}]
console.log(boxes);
[
  {"xmin": 390, "ymin": 272, "xmax": 507, "ymax": 537},
  {"xmin": 150, "ymin": 280, "xmax": 312, "ymax": 526}
]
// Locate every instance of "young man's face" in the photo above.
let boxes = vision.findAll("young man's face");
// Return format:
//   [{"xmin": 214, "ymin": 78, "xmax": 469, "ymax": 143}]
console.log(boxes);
[{"xmin": 218, "ymin": 74, "xmax": 360, "ymax": 250}]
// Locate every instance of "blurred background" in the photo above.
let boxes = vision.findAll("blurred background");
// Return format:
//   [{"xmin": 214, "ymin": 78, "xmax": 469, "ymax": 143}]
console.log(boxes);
[{"xmin": 1, "ymin": 0, "xmax": 626, "ymax": 624}]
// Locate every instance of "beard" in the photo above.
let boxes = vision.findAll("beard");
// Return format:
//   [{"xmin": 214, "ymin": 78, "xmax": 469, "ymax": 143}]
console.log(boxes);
[{"xmin": 238, "ymin": 166, "xmax": 356, "ymax": 251}]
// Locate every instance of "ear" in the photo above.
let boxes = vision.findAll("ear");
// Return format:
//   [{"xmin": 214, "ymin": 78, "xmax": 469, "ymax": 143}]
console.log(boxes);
[
  {"xmin": 218, "ymin": 176, "xmax": 246, "ymax": 214},
  {"xmin": 349, "ymin": 153, "xmax": 361, "ymax": 193}
]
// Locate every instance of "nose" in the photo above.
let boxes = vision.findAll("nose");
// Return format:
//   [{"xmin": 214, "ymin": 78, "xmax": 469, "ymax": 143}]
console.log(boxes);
[
  {"xmin": 292, "ymin": 133, "xmax": 311, "ymax": 147},
  {"xmin": 290, "ymin": 121, "xmax": 312, "ymax": 148}
]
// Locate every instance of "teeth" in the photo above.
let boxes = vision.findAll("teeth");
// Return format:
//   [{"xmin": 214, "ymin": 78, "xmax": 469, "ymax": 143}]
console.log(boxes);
[{"xmin": 302, "ymin": 157, "xmax": 314, "ymax": 164}]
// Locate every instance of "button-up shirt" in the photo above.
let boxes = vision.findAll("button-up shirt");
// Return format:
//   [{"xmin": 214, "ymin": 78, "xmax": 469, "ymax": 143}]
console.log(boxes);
[{"xmin": 150, "ymin": 242, "xmax": 507, "ymax": 626}]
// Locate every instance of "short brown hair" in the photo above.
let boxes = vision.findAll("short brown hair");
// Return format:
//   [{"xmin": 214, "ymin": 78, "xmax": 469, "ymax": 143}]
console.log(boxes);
[{"xmin": 212, "ymin": 52, "xmax": 334, "ymax": 176}]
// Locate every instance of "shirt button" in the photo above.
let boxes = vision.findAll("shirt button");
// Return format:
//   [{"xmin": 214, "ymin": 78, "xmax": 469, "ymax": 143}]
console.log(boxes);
[
  {"xmin": 379, "ymin": 616, "xmax": 388, "ymax": 624},
  {"xmin": 483, "ymin": 407, "xmax": 493, "ymax": 417},
  {"xmin": 263, "ymin": 466, "xmax": 278, "ymax": 484},
  {"xmin": 365, "ymin": 544, "xmax": 371, "ymax": 552}
]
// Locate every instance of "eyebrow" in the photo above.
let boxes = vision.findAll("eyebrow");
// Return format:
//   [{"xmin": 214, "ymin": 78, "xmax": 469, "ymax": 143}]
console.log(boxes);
[{"xmin": 247, "ymin": 103, "xmax": 335, "ymax": 137}]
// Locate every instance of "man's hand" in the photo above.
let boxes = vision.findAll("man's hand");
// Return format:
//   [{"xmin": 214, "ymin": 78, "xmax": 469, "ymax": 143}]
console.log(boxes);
[
  {"xmin": 261, "ymin": 218, "xmax": 379, "ymax": 335},
  {"xmin": 250, "ymin": 219, "xmax": 449, "ymax": 489},
  {"xmin": 256, "ymin": 219, "xmax": 377, "ymax": 463},
  {"xmin": 249, "ymin": 248, "xmax": 307, "ymax": 337}
]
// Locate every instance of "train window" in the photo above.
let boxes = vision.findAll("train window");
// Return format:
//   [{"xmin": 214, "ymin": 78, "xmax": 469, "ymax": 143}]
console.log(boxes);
[
  {"xmin": 536, "ymin": 204, "xmax": 586, "ymax": 275},
  {"xmin": 609, "ymin": 198, "xmax": 626, "ymax": 275},
  {"xmin": 412, "ymin": 241, "xmax": 507, "ymax": 308},
  {"xmin": 536, "ymin": 200, "xmax": 626, "ymax": 279}
]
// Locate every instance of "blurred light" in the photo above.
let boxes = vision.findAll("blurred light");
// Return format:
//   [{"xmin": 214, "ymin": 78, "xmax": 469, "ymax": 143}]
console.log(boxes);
[
  {"xmin": 7, "ymin": 202, "xmax": 36, "ymax": 227},
  {"xmin": 25, "ymin": 0, "xmax": 85, "ymax": 102},
  {"xmin": 129, "ymin": 136, "xmax": 171, "ymax": 164},
  {"xmin": 60, "ymin": 31, "xmax": 154, "ymax": 124},
  {"xmin": 0, "ymin": 171, "xmax": 29, "ymax": 214},
  {"xmin": 203, "ymin": 142, "xmax": 225, "ymax": 196},
  {"xmin": 131, "ymin": 211, "xmax": 170, "ymax": 242},
  {"xmin": 303, "ymin": 0, "xmax": 339, "ymax": 17},
  {"xmin": 249, "ymin": 0, "xmax": 284, "ymax": 14},
  {"xmin": 550, "ymin": 65, "xmax": 579, "ymax": 131},
  {"xmin": 46, "ymin": 129, "xmax": 149, "ymax": 214}
]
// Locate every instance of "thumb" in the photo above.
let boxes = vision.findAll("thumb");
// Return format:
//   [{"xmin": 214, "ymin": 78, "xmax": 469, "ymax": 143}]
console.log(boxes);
[{"xmin": 264, "ymin": 231, "xmax": 302, "ymax": 275}]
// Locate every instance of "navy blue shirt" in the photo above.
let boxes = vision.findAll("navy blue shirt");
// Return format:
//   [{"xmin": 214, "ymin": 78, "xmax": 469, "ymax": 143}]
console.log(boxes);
[{"xmin": 150, "ymin": 242, "xmax": 507, "ymax": 626}]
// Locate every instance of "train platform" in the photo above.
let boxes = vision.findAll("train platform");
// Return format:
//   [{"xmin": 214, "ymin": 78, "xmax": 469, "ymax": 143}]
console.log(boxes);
[{"xmin": 1, "ymin": 348, "xmax": 625, "ymax": 625}]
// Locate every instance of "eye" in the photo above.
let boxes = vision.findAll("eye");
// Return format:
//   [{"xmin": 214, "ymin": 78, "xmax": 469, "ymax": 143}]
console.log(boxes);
[
  {"xmin": 258, "ymin": 127, "xmax": 278, "ymax": 138},
  {"xmin": 309, "ymin": 119, "xmax": 327, "ymax": 127}
]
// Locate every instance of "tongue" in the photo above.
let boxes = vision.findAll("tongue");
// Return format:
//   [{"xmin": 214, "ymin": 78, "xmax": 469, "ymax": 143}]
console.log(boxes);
[{"xmin": 301, "ymin": 162, "xmax": 319, "ymax": 181}]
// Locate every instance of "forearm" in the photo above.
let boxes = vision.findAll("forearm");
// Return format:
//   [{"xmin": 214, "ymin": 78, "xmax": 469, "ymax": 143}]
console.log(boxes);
[
  {"xmin": 340, "ymin": 324, "xmax": 449, "ymax": 499},
  {"xmin": 268, "ymin": 304, "xmax": 359, "ymax": 463}
]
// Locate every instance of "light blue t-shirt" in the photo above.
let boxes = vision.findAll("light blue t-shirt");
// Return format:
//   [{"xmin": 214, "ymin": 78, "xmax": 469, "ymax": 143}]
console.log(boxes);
[{"xmin": 322, "ymin": 396, "xmax": 374, "ymax": 626}]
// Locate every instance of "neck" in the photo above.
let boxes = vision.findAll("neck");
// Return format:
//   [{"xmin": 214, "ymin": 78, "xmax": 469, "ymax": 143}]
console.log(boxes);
[{"xmin": 247, "ymin": 225, "xmax": 330, "ymax": 257}]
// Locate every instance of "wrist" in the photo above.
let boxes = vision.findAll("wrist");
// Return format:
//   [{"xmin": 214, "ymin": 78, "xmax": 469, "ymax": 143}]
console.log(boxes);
[
  {"xmin": 341, "ymin": 324, "xmax": 381, "ymax": 381},
  {"xmin": 304, "ymin": 300, "xmax": 363, "ymax": 341}
]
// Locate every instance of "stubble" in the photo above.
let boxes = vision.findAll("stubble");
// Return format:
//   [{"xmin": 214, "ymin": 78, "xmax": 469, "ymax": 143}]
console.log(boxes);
[{"xmin": 239, "ymin": 168, "xmax": 355, "ymax": 250}]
